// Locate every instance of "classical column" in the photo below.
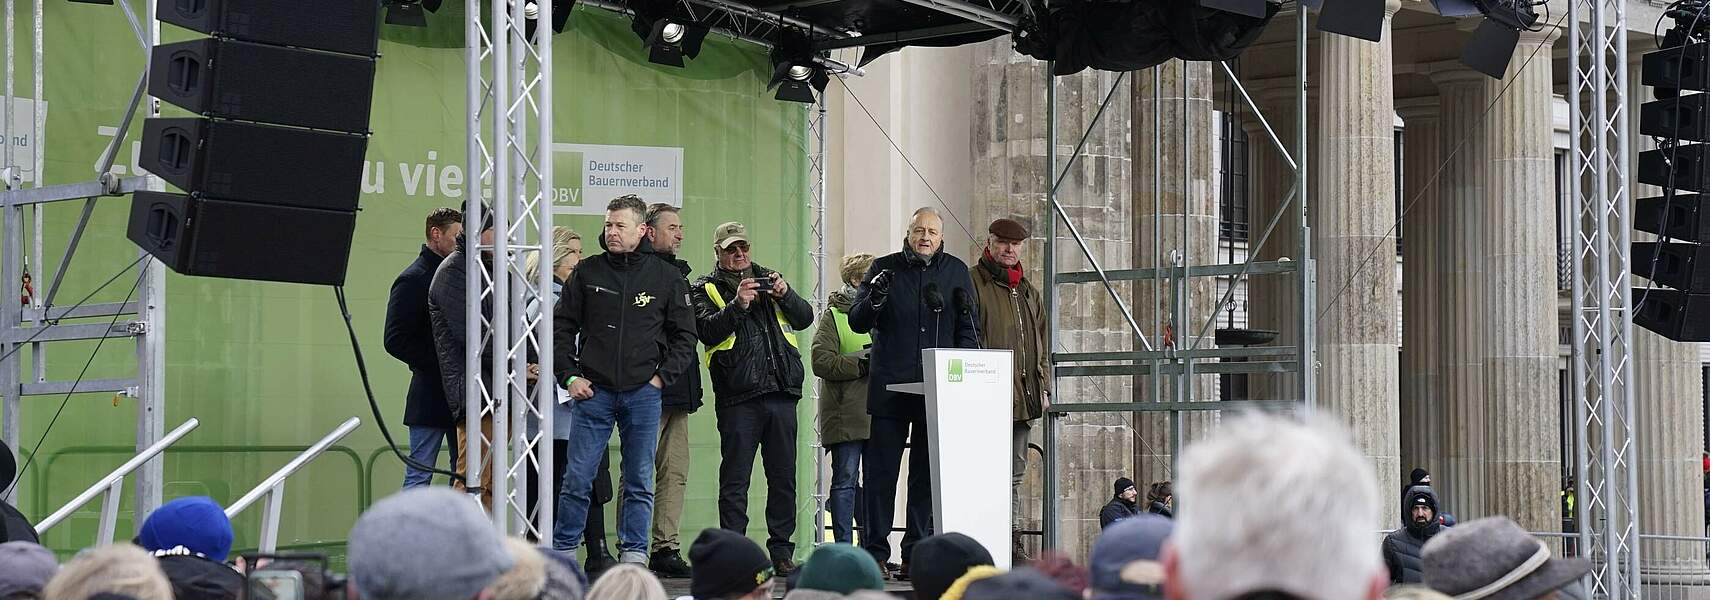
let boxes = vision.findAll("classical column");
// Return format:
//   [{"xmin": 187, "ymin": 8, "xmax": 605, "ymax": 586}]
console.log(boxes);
[
  {"xmin": 1315, "ymin": 0, "xmax": 1402, "ymax": 527},
  {"xmin": 1130, "ymin": 59, "xmax": 1217, "ymax": 491},
  {"xmin": 1628, "ymin": 38, "xmax": 1709, "ymax": 584},
  {"xmin": 1397, "ymin": 97, "xmax": 1444, "ymax": 479},
  {"xmin": 1244, "ymin": 87, "xmax": 1305, "ymax": 405},
  {"xmin": 1430, "ymin": 66, "xmax": 1489, "ymax": 520},
  {"xmin": 1480, "ymin": 28, "xmax": 1561, "ymax": 533},
  {"xmin": 971, "ymin": 39, "xmax": 1135, "ymax": 558}
]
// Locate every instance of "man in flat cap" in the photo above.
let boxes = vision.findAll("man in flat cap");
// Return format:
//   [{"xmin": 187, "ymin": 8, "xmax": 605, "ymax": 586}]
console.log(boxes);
[{"xmin": 969, "ymin": 217, "xmax": 1051, "ymax": 561}]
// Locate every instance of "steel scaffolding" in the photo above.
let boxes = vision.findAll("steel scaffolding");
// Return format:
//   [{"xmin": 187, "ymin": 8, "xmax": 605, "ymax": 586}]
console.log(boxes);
[{"xmin": 464, "ymin": 0, "xmax": 556, "ymax": 538}]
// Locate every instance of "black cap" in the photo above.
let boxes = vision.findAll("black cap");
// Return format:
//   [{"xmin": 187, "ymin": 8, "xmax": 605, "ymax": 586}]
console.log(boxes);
[{"xmin": 689, "ymin": 528, "xmax": 772, "ymax": 599}]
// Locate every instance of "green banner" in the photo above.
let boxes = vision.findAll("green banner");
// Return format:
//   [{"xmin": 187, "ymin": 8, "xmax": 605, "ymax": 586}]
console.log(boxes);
[{"xmin": 13, "ymin": 2, "xmax": 816, "ymax": 563}]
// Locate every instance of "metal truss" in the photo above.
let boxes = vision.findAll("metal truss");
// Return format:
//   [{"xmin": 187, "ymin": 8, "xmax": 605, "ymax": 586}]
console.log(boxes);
[
  {"xmin": 1039, "ymin": 8, "xmax": 1313, "ymax": 550},
  {"xmin": 1568, "ymin": 0, "xmax": 1640, "ymax": 595},
  {"xmin": 0, "ymin": 0, "xmax": 166, "ymax": 524},
  {"xmin": 465, "ymin": 0, "xmax": 555, "ymax": 538},
  {"xmin": 807, "ymin": 99, "xmax": 830, "ymax": 543}
]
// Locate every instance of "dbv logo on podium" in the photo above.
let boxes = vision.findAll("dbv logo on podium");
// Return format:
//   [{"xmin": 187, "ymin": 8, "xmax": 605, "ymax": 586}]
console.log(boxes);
[{"xmin": 947, "ymin": 359, "xmax": 965, "ymax": 383}]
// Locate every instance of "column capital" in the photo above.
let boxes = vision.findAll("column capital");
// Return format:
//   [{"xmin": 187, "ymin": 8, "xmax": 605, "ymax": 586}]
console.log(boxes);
[
  {"xmin": 1425, "ymin": 63, "xmax": 1491, "ymax": 86},
  {"xmin": 1395, "ymin": 96, "xmax": 1441, "ymax": 121}
]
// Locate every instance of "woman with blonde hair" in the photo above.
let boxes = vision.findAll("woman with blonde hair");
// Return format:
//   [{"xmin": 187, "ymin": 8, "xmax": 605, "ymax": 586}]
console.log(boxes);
[
  {"xmin": 584, "ymin": 563, "xmax": 668, "ymax": 600},
  {"xmin": 43, "ymin": 544, "xmax": 173, "ymax": 600}
]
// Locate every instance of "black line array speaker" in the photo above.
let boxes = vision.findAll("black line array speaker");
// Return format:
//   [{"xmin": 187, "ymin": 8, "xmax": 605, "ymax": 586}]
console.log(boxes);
[
  {"xmin": 1635, "ymin": 288, "xmax": 1710, "ymax": 342},
  {"xmin": 133, "ymin": 0, "xmax": 379, "ymax": 285},
  {"xmin": 1635, "ymin": 194, "xmax": 1709, "ymax": 242},
  {"xmin": 157, "ymin": 0, "xmax": 381, "ymax": 57},
  {"xmin": 147, "ymin": 38, "xmax": 376, "ymax": 133},
  {"xmin": 128, "ymin": 191, "xmax": 357, "ymax": 286}
]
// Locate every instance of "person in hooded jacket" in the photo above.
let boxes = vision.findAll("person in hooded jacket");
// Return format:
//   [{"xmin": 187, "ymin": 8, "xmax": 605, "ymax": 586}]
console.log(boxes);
[
  {"xmin": 133, "ymin": 496, "xmax": 240, "ymax": 600},
  {"xmin": 641, "ymin": 203, "xmax": 704, "ymax": 578},
  {"xmin": 812, "ymin": 252, "xmax": 878, "ymax": 547},
  {"xmin": 1100, "ymin": 478, "xmax": 1140, "ymax": 529},
  {"xmin": 691, "ymin": 220, "xmax": 815, "ymax": 575},
  {"xmin": 1383, "ymin": 485, "xmax": 1445, "ymax": 583},
  {"xmin": 849, "ymin": 207, "xmax": 979, "ymax": 574}
]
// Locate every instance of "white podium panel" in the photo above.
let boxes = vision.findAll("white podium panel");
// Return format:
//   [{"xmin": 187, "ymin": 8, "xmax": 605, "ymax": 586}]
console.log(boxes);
[{"xmin": 922, "ymin": 348, "xmax": 1014, "ymax": 569}]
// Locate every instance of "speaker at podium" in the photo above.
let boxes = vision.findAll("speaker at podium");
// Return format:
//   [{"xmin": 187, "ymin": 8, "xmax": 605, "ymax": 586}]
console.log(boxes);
[{"xmin": 886, "ymin": 347, "xmax": 1015, "ymax": 569}]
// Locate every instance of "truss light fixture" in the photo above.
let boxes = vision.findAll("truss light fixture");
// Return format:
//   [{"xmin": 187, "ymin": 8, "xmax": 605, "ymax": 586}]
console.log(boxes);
[
  {"xmin": 1430, "ymin": 0, "xmax": 1540, "ymax": 78},
  {"xmin": 769, "ymin": 59, "xmax": 827, "ymax": 103},
  {"xmin": 385, "ymin": 0, "xmax": 428, "ymax": 26},
  {"xmin": 642, "ymin": 18, "xmax": 709, "ymax": 67}
]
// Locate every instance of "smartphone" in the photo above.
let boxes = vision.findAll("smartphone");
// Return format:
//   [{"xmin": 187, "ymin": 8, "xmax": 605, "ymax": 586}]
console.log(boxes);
[
  {"xmin": 752, "ymin": 276, "xmax": 775, "ymax": 289},
  {"xmin": 249, "ymin": 569, "xmax": 305, "ymax": 600}
]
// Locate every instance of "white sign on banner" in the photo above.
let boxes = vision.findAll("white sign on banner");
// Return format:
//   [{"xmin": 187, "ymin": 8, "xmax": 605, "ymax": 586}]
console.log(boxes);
[
  {"xmin": 550, "ymin": 143, "xmax": 683, "ymax": 215},
  {"xmin": 0, "ymin": 98, "xmax": 44, "ymax": 183}
]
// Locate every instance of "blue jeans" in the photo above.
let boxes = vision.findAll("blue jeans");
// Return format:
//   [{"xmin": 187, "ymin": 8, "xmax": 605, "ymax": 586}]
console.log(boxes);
[
  {"xmin": 553, "ymin": 384, "xmax": 661, "ymax": 556},
  {"xmin": 828, "ymin": 440, "xmax": 864, "ymax": 545},
  {"xmin": 402, "ymin": 426, "xmax": 455, "ymax": 489}
]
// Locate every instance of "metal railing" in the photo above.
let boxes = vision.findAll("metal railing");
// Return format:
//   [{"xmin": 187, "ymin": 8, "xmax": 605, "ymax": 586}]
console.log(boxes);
[
  {"xmin": 225, "ymin": 417, "xmax": 361, "ymax": 553},
  {"xmin": 33, "ymin": 418, "xmax": 199, "ymax": 542}
]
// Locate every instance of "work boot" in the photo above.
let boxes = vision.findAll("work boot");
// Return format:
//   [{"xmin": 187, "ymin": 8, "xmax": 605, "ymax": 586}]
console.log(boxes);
[
  {"xmin": 650, "ymin": 549, "xmax": 692, "ymax": 578},
  {"xmin": 773, "ymin": 558, "xmax": 798, "ymax": 579},
  {"xmin": 584, "ymin": 546, "xmax": 617, "ymax": 579}
]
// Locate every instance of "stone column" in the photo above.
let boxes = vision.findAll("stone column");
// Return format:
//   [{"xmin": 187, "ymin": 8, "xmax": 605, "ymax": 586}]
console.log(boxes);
[
  {"xmin": 1315, "ymin": 0, "xmax": 1402, "ymax": 527},
  {"xmin": 1244, "ymin": 86, "xmax": 1308, "ymax": 404},
  {"xmin": 1628, "ymin": 38, "xmax": 1709, "ymax": 584},
  {"xmin": 1430, "ymin": 67, "xmax": 1489, "ymax": 520},
  {"xmin": 1397, "ymin": 97, "xmax": 1444, "ymax": 479},
  {"xmin": 1480, "ymin": 28, "xmax": 1562, "ymax": 533},
  {"xmin": 971, "ymin": 39, "xmax": 1135, "ymax": 559},
  {"xmin": 1131, "ymin": 60, "xmax": 1218, "ymax": 491}
]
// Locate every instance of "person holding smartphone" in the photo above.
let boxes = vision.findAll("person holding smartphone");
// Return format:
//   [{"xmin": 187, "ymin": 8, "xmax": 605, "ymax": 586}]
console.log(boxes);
[{"xmin": 690, "ymin": 221, "xmax": 815, "ymax": 576}]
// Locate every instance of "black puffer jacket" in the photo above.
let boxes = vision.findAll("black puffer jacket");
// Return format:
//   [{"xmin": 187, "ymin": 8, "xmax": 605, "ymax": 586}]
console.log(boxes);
[
  {"xmin": 426, "ymin": 235, "xmax": 493, "ymax": 422},
  {"xmin": 648, "ymin": 247, "xmax": 704, "ymax": 413},
  {"xmin": 1383, "ymin": 485, "xmax": 1444, "ymax": 583},
  {"xmin": 157, "ymin": 554, "xmax": 243, "ymax": 600},
  {"xmin": 848, "ymin": 245, "xmax": 980, "ymax": 421},
  {"xmin": 1099, "ymin": 496, "xmax": 1138, "ymax": 529},
  {"xmin": 553, "ymin": 249, "xmax": 698, "ymax": 392},
  {"xmin": 385, "ymin": 244, "xmax": 455, "ymax": 429},
  {"xmin": 691, "ymin": 263, "xmax": 815, "ymax": 407}
]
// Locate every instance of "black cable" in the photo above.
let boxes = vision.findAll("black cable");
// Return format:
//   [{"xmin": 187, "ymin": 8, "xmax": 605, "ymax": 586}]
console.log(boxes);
[
  {"xmin": 332, "ymin": 286, "xmax": 466, "ymax": 484},
  {"xmin": 3, "ymin": 260, "xmax": 148, "ymax": 498},
  {"xmin": 0, "ymin": 254, "xmax": 147, "ymax": 367}
]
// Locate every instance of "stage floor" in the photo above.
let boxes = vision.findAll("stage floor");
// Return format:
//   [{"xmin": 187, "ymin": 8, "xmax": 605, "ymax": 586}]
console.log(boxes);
[{"xmin": 657, "ymin": 577, "xmax": 915, "ymax": 598}]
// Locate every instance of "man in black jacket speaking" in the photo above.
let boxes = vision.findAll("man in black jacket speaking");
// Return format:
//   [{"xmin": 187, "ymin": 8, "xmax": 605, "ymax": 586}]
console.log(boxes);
[
  {"xmin": 849, "ymin": 207, "xmax": 979, "ymax": 574},
  {"xmin": 690, "ymin": 220, "xmax": 814, "ymax": 575},
  {"xmin": 552, "ymin": 195, "xmax": 699, "ymax": 566}
]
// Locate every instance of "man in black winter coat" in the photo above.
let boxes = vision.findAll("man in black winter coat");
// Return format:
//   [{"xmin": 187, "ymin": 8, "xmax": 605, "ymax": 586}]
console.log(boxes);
[
  {"xmin": 643, "ymin": 203, "xmax": 704, "ymax": 577},
  {"xmin": 386, "ymin": 207, "xmax": 462, "ymax": 489},
  {"xmin": 849, "ymin": 207, "xmax": 980, "ymax": 572},
  {"xmin": 691, "ymin": 220, "xmax": 814, "ymax": 575},
  {"xmin": 426, "ymin": 223, "xmax": 499, "ymax": 508},
  {"xmin": 551, "ymin": 195, "xmax": 699, "ymax": 565},
  {"xmin": 1100, "ymin": 477, "xmax": 1140, "ymax": 529},
  {"xmin": 1382, "ymin": 485, "xmax": 1444, "ymax": 583}
]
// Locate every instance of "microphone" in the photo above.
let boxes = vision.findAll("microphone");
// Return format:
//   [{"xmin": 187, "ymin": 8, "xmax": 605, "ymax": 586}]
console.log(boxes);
[
  {"xmin": 923, "ymin": 283, "xmax": 945, "ymax": 313},
  {"xmin": 953, "ymin": 286, "xmax": 980, "ymax": 348}
]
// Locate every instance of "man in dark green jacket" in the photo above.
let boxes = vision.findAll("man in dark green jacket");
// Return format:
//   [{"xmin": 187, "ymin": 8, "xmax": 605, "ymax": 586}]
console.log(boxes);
[
  {"xmin": 969, "ymin": 218, "xmax": 1052, "ymax": 560},
  {"xmin": 691, "ymin": 221, "xmax": 815, "ymax": 575},
  {"xmin": 812, "ymin": 252, "xmax": 877, "ymax": 547}
]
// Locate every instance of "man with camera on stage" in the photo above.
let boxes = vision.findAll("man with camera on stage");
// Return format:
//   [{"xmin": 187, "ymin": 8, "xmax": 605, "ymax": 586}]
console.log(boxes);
[
  {"xmin": 690, "ymin": 221, "xmax": 814, "ymax": 576},
  {"xmin": 643, "ymin": 202, "xmax": 703, "ymax": 578},
  {"xmin": 552, "ymin": 195, "xmax": 699, "ymax": 567},
  {"xmin": 969, "ymin": 217, "xmax": 1051, "ymax": 560},
  {"xmin": 848, "ymin": 207, "xmax": 979, "ymax": 577}
]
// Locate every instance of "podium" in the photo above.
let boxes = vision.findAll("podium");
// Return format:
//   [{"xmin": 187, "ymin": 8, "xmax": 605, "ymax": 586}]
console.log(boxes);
[{"xmin": 886, "ymin": 348, "xmax": 1014, "ymax": 569}]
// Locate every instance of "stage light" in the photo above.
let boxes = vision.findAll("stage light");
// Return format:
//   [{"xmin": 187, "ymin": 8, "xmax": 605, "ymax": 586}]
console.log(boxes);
[
  {"xmin": 1428, "ymin": 0, "xmax": 1539, "ymax": 78},
  {"xmin": 385, "ymin": 0, "xmax": 428, "ymax": 27},
  {"xmin": 640, "ymin": 18, "xmax": 708, "ymax": 67},
  {"xmin": 769, "ymin": 60, "xmax": 827, "ymax": 103}
]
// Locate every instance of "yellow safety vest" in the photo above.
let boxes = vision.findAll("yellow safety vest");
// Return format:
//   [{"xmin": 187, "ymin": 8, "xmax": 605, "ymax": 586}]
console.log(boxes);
[
  {"xmin": 703, "ymin": 281, "xmax": 800, "ymax": 363},
  {"xmin": 831, "ymin": 308, "xmax": 869, "ymax": 354}
]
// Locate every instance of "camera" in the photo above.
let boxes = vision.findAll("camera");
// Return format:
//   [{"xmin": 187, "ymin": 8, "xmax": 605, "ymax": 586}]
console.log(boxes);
[
  {"xmin": 752, "ymin": 275, "xmax": 775, "ymax": 289},
  {"xmin": 243, "ymin": 554, "xmax": 347, "ymax": 600}
]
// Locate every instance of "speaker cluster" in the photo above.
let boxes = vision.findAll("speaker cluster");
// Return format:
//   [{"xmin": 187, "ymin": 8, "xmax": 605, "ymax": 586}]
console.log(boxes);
[{"xmin": 127, "ymin": 0, "xmax": 382, "ymax": 286}]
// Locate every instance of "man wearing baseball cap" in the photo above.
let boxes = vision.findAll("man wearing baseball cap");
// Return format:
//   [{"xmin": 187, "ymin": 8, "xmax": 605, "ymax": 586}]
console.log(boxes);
[
  {"xmin": 969, "ymin": 217, "xmax": 1051, "ymax": 559},
  {"xmin": 691, "ymin": 220, "xmax": 815, "ymax": 576}
]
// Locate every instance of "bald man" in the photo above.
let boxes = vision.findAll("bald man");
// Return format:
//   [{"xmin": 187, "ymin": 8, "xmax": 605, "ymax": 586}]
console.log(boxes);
[{"xmin": 847, "ymin": 207, "xmax": 979, "ymax": 576}]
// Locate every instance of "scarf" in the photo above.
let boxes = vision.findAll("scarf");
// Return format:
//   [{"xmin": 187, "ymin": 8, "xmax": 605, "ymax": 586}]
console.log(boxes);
[{"xmin": 982, "ymin": 249, "xmax": 1024, "ymax": 288}]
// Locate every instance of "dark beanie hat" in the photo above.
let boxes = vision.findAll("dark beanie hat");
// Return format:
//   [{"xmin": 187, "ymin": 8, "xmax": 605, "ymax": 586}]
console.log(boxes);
[
  {"xmin": 912, "ymin": 533, "xmax": 995, "ymax": 600},
  {"xmin": 1410, "ymin": 468, "xmax": 1430, "ymax": 484},
  {"xmin": 1114, "ymin": 477, "xmax": 1137, "ymax": 497},
  {"xmin": 796, "ymin": 543, "xmax": 885, "ymax": 594},
  {"xmin": 690, "ymin": 528, "xmax": 773, "ymax": 599}
]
